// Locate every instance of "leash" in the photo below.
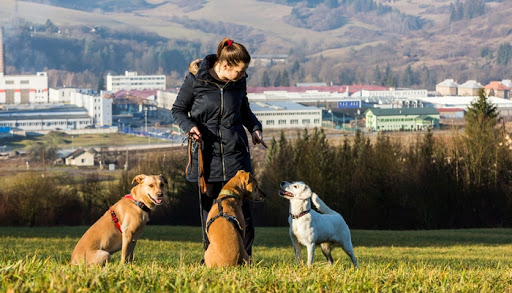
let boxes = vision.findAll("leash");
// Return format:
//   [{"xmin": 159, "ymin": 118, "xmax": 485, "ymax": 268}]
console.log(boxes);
[{"xmin": 184, "ymin": 132, "xmax": 208, "ymax": 250}]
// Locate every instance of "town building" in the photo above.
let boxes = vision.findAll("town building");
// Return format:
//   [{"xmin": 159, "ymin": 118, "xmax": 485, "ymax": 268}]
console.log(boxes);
[
  {"xmin": 365, "ymin": 107, "xmax": 440, "ymax": 132},
  {"xmin": 457, "ymin": 80, "xmax": 482, "ymax": 96},
  {"xmin": 65, "ymin": 148, "xmax": 97, "ymax": 166},
  {"xmin": 250, "ymin": 101, "xmax": 322, "ymax": 129},
  {"xmin": 436, "ymin": 79, "xmax": 459, "ymax": 96},
  {"xmin": 0, "ymin": 104, "xmax": 92, "ymax": 132},
  {"xmin": 70, "ymin": 90, "xmax": 112, "ymax": 127},
  {"xmin": 0, "ymin": 72, "xmax": 48, "ymax": 104},
  {"xmin": 105, "ymin": 71, "xmax": 166, "ymax": 92},
  {"xmin": 49, "ymin": 87, "xmax": 78, "ymax": 104},
  {"xmin": 251, "ymin": 54, "xmax": 288, "ymax": 67},
  {"xmin": 484, "ymin": 81, "xmax": 510, "ymax": 99}
]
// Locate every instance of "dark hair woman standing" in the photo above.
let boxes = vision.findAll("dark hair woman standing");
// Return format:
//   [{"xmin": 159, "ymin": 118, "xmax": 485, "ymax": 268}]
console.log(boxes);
[{"xmin": 171, "ymin": 38, "xmax": 266, "ymax": 257}]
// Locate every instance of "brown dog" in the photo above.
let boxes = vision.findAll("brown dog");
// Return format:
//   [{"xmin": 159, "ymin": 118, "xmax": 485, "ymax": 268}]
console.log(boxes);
[
  {"xmin": 204, "ymin": 170, "xmax": 267, "ymax": 268},
  {"xmin": 70, "ymin": 174, "xmax": 167, "ymax": 265}
]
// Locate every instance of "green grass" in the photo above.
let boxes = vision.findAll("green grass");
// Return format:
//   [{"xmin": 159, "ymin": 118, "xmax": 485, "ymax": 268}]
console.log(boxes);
[
  {"xmin": 2, "ymin": 133, "xmax": 170, "ymax": 151},
  {"xmin": 1, "ymin": 227, "xmax": 512, "ymax": 292}
]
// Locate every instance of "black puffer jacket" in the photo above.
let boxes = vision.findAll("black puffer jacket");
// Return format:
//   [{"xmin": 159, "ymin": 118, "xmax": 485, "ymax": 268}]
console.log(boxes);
[{"xmin": 171, "ymin": 54, "xmax": 262, "ymax": 183}]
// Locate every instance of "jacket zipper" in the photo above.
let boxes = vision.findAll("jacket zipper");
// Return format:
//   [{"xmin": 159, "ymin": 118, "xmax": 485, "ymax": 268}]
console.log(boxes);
[
  {"xmin": 196, "ymin": 76, "xmax": 230, "ymax": 181},
  {"xmin": 218, "ymin": 86, "xmax": 227, "ymax": 181}
]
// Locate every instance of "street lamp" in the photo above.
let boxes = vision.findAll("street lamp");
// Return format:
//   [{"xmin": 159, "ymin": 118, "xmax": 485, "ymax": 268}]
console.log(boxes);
[
  {"xmin": 328, "ymin": 109, "xmax": 334, "ymax": 129},
  {"xmin": 144, "ymin": 107, "xmax": 148, "ymax": 134}
]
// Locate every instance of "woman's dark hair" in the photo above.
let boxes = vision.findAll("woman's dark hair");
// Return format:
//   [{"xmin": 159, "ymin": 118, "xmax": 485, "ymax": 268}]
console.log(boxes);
[{"xmin": 217, "ymin": 38, "xmax": 251, "ymax": 67}]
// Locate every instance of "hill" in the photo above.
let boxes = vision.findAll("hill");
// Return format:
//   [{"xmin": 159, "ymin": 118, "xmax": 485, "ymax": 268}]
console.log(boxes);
[{"xmin": 0, "ymin": 0, "xmax": 511, "ymax": 89}]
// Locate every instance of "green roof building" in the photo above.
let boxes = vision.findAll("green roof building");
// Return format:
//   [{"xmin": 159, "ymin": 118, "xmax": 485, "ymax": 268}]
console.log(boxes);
[{"xmin": 364, "ymin": 107, "xmax": 440, "ymax": 132}]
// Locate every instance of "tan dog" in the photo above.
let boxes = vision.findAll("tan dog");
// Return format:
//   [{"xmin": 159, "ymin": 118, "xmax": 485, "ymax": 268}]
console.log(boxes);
[
  {"xmin": 70, "ymin": 174, "xmax": 167, "ymax": 265},
  {"xmin": 204, "ymin": 170, "xmax": 267, "ymax": 268}
]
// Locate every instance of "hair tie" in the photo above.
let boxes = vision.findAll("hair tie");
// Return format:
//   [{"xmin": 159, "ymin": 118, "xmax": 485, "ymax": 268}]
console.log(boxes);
[{"xmin": 227, "ymin": 40, "xmax": 233, "ymax": 46}]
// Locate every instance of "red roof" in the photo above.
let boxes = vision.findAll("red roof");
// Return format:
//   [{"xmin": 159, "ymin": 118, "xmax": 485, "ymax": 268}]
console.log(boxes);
[
  {"xmin": 483, "ymin": 81, "xmax": 510, "ymax": 91},
  {"xmin": 436, "ymin": 108, "xmax": 465, "ymax": 112}
]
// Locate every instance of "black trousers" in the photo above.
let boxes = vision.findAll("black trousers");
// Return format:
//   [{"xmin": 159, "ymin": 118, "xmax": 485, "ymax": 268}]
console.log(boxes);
[{"xmin": 201, "ymin": 181, "xmax": 254, "ymax": 256}]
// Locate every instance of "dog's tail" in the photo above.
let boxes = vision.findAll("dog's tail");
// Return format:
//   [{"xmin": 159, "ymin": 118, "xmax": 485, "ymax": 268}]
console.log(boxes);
[{"xmin": 311, "ymin": 192, "xmax": 337, "ymax": 214}]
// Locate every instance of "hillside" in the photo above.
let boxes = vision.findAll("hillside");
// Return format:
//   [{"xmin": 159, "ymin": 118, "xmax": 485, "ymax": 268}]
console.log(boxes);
[{"xmin": 0, "ymin": 0, "xmax": 511, "ymax": 89}]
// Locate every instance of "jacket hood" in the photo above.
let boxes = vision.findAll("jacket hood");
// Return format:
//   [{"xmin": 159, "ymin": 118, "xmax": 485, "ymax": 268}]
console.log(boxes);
[{"xmin": 188, "ymin": 54, "xmax": 217, "ymax": 81}]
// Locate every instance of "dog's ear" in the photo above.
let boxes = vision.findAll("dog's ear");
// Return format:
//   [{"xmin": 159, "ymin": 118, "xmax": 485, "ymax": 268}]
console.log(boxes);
[
  {"xmin": 159, "ymin": 174, "xmax": 168, "ymax": 185},
  {"xmin": 300, "ymin": 183, "xmax": 313, "ymax": 199},
  {"xmin": 236, "ymin": 170, "xmax": 246, "ymax": 176},
  {"xmin": 132, "ymin": 174, "xmax": 146, "ymax": 185}
]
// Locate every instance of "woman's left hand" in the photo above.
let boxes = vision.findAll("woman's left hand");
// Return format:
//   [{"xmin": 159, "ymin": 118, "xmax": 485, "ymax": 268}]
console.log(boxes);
[{"xmin": 252, "ymin": 130, "xmax": 268, "ymax": 148}]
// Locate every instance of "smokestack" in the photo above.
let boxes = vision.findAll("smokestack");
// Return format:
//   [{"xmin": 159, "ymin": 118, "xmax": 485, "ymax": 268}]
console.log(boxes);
[{"xmin": 0, "ymin": 27, "xmax": 4, "ymax": 75}]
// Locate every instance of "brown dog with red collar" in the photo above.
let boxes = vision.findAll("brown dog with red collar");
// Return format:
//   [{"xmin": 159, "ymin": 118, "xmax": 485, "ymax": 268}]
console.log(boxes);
[
  {"xmin": 70, "ymin": 174, "xmax": 167, "ymax": 265},
  {"xmin": 204, "ymin": 170, "xmax": 267, "ymax": 268}
]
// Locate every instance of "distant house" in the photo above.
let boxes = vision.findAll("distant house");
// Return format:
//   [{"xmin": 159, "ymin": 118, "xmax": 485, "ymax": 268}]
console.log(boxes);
[
  {"xmin": 458, "ymin": 80, "xmax": 482, "ymax": 96},
  {"xmin": 436, "ymin": 108, "xmax": 465, "ymax": 119},
  {"xmin": 436, "ymin": 79, "xmax": 459, "ymax": 96},
  {"xmin": 65, "ymin": 148, "xmax": 97, "ymax": 166},
  {"xmin": 364, "ymin": 107, "xmax": 440, "ymax": 132},
  {"xmin": 483, "ymin": 81, "xmax": 510, "ymax": 99}
]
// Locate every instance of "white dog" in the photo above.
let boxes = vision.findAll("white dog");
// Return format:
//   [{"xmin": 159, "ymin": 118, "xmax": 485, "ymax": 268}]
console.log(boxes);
[{"xmin": 279, "ymin": 181, "xmax": 358, "ymax": 267}]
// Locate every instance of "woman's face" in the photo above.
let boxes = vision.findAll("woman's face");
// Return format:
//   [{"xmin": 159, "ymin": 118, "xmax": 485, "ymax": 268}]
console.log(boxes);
[{"xmin": 221, "ymin": 62, "xmax": 248, "ymax": 82}]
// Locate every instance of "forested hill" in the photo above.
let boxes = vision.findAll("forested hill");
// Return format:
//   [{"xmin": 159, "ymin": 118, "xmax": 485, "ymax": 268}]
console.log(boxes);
[{"xmin": 0, "ymin": 0, "xmax": 511, "ymax": 90}]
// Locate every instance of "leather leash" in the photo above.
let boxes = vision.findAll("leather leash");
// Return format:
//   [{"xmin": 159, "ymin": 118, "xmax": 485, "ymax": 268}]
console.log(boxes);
[
  {"xmin": 185, "ymin": 132, "xmax": 207, "ymax": 194},
  {"xmin": 184, "ymin": 132, "xmax": 208, "ymax": 250}
]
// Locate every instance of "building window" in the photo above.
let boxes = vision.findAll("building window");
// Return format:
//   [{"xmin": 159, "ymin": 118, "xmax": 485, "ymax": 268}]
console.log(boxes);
[
  {"xmin": 278, "ymin": 120, "xmax": 286, "ymax": 125},
  {"xmin": 5, "ymin": 80, "xmax": 14, "ymax": 84},
  {"xmin": 302, "ymin": 119, "xmax": 310, "ymax": 124},
  {"xmin": 290, "ymin": 119, "xmax": 298, "ymax": 125},
  {"xmin": 266, "ymin": 120, "xmax": 275, "ymax": 125}
]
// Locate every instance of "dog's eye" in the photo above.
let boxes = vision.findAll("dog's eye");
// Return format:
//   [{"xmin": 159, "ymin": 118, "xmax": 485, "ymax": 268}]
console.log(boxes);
[{"xmin": 149, "ymin": 184, "xmax": 154, "ymax": 187}]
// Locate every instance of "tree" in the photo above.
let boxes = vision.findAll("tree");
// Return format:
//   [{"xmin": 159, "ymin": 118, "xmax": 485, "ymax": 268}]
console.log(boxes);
[
  {"xmin": 274, "ymin": 71, "xmax": 282, "ymax": 87},
  {"xmin": 497, "ymin": 42, "xmax": 512, "ymax": 65},
  {"xmin": 281, "ymin": 70, "xmax": 290, "ymax": 86},
  {"xmin": 463, "ymin": 88, "xmax": 498, "ymax": 190},
  {"xmin": 262, "ymin": 71, "xmax": 270, "ymax": 87},
  {"xmin": 97, "ymin": 72, "xmax": 105, "ymax": 92},
  {"xmin": 402, "ymin": 65, "xmax": 415, "ymax": 87}
]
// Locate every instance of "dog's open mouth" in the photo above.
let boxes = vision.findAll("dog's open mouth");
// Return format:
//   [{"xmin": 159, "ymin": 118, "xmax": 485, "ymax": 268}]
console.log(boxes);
[
  {"xmin": 149, "ymin": 194, "xmax": 163, "ymax": 205},
  {"xmin": 278, "ymin": 190, "xmax": 294, "ymax": 198}
]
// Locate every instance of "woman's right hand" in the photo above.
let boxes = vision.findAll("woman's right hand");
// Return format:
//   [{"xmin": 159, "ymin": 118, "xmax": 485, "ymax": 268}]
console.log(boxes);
[{"xmin": 189, "ymin": 126, "xmax": 202, "ymax": 142}]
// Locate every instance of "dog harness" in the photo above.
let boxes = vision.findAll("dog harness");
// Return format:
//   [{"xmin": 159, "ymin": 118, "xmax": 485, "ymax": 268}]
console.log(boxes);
[
  {"xmin": 109, "ymin": 194, "xmax": 152, "ymax": 233},
  {"xmin": 205, "ymin": 192, "xmax": 243, "ymax": 236},
  {"xmin": 291, "ymin": 209, "xmax": 311, "ymax": 219}
]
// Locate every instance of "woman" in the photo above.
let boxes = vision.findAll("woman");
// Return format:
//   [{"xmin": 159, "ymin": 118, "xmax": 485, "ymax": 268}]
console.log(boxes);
[{"xmin": 171, "ymin": 38, "xmax": 266, "ymax": 257}]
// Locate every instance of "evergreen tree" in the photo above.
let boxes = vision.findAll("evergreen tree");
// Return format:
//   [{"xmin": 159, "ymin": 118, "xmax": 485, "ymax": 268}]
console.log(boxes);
[
  {"xmin": 262, "ymin": 71, "xmax": 271, "ymax": 87},
  {"xmin": 463, "ymin": 88, "xmax": 499, "ymax": 190},
  {"xmin": 274, "ymin": 71, "xmax": 282, "ymax": 87},
  {"xmin": 402, "ymin": 65, "xmax": 414, "ymax": 87},
  {"xmin": 373, "ymin": 65, "xmax": 381, "ymax": 85},
  {"xmin": 497, "ymin": 42, "xmax": 512, "ymax": 65},
  {"xmin": 282, "ymin": 70, "xmax": 290, "ymax": 86},
  {"xmin": 97, "ymin": 72, "xmax": 105, "ymax": 92}
]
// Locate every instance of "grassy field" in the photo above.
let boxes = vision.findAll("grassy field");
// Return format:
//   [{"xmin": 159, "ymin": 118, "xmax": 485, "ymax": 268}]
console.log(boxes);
[{"xmin": 1, "ymin": 226, "xmax": 511, "ymax": 292}]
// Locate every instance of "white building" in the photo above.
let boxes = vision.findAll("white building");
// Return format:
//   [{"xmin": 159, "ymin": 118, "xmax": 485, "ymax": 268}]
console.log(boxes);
[
  {"xmin": 49, "ymin": 87, "xmax": 78, "ymax": 104},
  {"xmin": 0, "ymin": 72, "xmax": 48, "ymax": 104},
  {"xmin": 250, "ymin": 101, "xmax": 322, "ymax": 129},
  {"xmin": 106, "ymin": 71, "xmax": 166, "ymax": 92},
  {"xmin": 70, "ymin": 90, "xmax": 112, "ymax": 127},
  {"xmin": 157, "ymin": 90, "xmax": 177, "ymax": 110},
  {"xmin": 351, "ymin": 88, "xmax": 428, "ymax": 99},
  {"xmin": 0, "ymin": 104, "xmax": 92, "ymax": 131}
]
